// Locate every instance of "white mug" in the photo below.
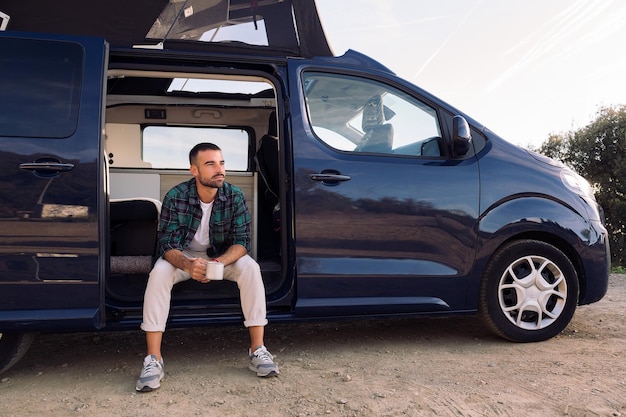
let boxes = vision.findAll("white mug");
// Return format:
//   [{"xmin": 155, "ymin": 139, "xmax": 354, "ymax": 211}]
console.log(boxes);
[{"xmin": 205, "ymin": 261, "xmax": 224, "ymax": 280}]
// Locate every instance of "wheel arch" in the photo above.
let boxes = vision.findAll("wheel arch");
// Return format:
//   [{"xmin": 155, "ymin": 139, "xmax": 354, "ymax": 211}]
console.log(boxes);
[{"xmin": 474, "ymin": 195, "xmax": 595, "ymax": 307}]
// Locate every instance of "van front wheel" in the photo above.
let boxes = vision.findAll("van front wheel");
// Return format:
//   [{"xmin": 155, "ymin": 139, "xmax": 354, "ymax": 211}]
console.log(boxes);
[
  {"xmin": 479, "ymin": 240, "xmax": 579, "ymax": 342},
  {"xmin": 0, "ymin": 332, "xmax": 35, "ymax": 374}
]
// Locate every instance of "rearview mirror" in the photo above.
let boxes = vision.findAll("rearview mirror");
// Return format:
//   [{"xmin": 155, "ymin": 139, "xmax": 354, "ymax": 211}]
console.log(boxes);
[{"xmin": 452, "ymin": 115, "xmax": 471, "ymax": 157}]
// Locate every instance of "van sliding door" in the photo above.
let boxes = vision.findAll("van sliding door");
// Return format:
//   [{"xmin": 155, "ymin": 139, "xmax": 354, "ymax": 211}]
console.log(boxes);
[{"xmin": 0, "ymin": 33, "xmax": 108, "ymax": 331}]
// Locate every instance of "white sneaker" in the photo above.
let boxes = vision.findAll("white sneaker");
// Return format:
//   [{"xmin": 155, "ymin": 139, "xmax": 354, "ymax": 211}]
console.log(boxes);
[
  {"xmin": 248, "ymin": 346, "xmax": 279, "ymax": 377},
  {"xmin": 136, "ymin": 354, "xmax": 164, "ymax": 392}
]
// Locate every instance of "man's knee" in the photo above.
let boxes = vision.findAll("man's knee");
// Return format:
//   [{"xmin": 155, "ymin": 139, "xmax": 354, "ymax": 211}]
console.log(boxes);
[
  {"xmin": 147, "ymin": 257, "xmax": 185, "ymax": 287},
  {"xmin": 150, "ymin": 257, "xmax": 174, "ymax": 276},
  {"xmin": 231, "ymin": 255, "xmax": 261, "ymax": 276}
]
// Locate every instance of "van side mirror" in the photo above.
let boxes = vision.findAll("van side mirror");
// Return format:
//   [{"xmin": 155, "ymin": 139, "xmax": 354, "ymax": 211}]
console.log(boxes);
[{"xmin": 452, "ymin": 115, "xmax": 471, "ymax": 157}]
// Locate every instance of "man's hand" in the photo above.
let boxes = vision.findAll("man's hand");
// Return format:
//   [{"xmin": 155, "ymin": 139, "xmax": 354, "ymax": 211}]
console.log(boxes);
[
  {"xmin": 163, "ymin": 250, "xmax": 211, "ymax": 283},
  {"xmin": 187, "ymin": 257, "xmax": 210, "ymax": 283}
]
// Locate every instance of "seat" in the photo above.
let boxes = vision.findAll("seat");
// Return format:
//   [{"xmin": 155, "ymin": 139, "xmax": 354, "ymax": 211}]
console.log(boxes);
[
  {"xmin": 255, "ymin": 111, "xmax": 281, "ymax": 259},
  {"xmin": 110, "ymin": 198, "xmax": 161, "ymax": 274},
  {"xmin": 356, "ymin": 95, "xmax": 394, "ymax": 153},
  {"xmin": 256, "ymin": 111, "xmax": 279, "ymax": 198}
]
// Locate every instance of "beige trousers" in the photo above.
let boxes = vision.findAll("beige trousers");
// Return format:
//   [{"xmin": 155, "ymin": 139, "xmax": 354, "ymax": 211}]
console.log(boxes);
[{"xmin": 140, "ymin": 252, "xmax": 268, "ymax": 332}]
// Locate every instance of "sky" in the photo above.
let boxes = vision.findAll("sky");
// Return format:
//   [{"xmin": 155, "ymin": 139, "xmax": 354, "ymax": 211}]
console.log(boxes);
[{"xmin": 315, "ymin": 0, "xmax": 626, "ymax": 149}]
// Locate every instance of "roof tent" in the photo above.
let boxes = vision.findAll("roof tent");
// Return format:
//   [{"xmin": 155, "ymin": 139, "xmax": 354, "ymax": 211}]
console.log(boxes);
[{"xmin": 0, "ymin": 0, "xmax": 333, "ymax": 57}]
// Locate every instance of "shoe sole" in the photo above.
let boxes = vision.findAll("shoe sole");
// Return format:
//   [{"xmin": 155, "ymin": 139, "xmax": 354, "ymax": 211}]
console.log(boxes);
[
  {"xmin": 136, "ymin": 375, "xmax": 164, "ymax": 392},
  {"xmin": 248, "ymin": 364, "xmax": 279, "ymax": 377},
  {"xmin": 136, "ymin": 384, "xmax": 160, "ymax": 392}
]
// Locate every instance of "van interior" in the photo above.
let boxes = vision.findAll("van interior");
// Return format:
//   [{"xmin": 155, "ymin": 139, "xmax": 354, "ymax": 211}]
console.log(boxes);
[{"xmin": 105, "ymin": 70, "xmax": 283, "ymax": 307}]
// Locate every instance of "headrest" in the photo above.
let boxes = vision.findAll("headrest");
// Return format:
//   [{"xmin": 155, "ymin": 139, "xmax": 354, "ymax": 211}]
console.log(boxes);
[{"xmin": 362, "ymin": 95, "xmax": 385, "ymax": 132}]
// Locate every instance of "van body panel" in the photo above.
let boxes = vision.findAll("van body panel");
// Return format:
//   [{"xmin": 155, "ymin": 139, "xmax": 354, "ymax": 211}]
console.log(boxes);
[{"xmin": 471, "ymin": 133, "xmax": 611, "ymax": 305}]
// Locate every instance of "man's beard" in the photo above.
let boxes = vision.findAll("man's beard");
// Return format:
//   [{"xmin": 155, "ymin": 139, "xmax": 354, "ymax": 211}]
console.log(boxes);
[{"xmin": 199, "ymin": 175, "xmax": 224, "ymax": 189}]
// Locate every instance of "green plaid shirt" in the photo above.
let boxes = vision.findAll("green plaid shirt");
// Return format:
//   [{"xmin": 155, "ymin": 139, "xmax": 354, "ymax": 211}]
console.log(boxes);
[{"xmin": 157, "ymin": 178, "xmax": 251, "ymax": 258}]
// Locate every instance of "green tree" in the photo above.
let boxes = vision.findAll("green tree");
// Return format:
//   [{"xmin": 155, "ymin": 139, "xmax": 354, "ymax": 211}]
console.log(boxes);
[{"xmin": 538, "ymin": 105, "xmax": 626, "ymax": 267}]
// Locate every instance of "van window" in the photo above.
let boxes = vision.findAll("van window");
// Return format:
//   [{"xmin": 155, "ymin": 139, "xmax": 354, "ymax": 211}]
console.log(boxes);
[
  {"xmin": 147, "ymin": 1, "xmax": 269, "ymax": 46},
  {"xmin": 0, "ymin": 38, "xmax": 82, "ymax": 138},
  {"xmin": 302, "ymin": 72, "xmax": 442, "ymax": 157},
  {"xmin": 143, "ymin": 126, "xmax": 249, "ymax": 170}
]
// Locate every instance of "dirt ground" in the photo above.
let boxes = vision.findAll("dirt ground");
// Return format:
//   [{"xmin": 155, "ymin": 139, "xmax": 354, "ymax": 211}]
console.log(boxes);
[{"xmin": 1, "ymin": 275, "xmax": 625, "ymax": 417}]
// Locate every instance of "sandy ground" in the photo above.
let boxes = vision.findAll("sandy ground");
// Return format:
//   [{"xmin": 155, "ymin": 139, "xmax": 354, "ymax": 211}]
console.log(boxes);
[{"xmin": 1, "ymin": 275, "xmax": 625, "ymax": 417}]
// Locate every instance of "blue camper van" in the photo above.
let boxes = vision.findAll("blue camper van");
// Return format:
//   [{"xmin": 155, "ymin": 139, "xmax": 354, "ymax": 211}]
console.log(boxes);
[{"xmin": 0, "ymin": 0, "xmax": 609, "ymax": 374}]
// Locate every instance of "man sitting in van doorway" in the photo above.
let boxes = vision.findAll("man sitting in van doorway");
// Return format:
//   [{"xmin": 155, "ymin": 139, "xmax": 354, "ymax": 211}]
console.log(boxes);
[{"xmin": 136, "ymin": 142, "xmax": 279, "ymax": 392}]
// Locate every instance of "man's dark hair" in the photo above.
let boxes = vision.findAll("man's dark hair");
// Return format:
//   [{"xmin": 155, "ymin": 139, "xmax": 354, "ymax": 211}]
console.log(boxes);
[{"xmin": 189, "ymin": 142, "xmax": 221, "ymax": 165}]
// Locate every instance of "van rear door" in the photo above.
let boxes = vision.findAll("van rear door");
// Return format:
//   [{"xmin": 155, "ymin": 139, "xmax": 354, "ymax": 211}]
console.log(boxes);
[{"xmin": 0, "ymin": 33, "xmax": 108, "ymax": 331}]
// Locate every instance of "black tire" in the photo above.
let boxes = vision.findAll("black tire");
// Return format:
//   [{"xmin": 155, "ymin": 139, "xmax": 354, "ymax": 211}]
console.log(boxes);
[
  {"xmin": 479, "ymin": 240, "xmax": 579, "ymax": 342},
  {"xmin": 0, "ymin": 332, "xmax": 35, "ymax": 374}
]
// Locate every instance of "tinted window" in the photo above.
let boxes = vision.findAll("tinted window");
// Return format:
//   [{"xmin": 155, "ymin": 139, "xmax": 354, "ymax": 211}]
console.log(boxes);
[
  {"xmin": 302, "ymin": 72, "xmax": 442, "ymax": 157},
  {"xmin": 0, "ymin": 38, "xmax": 83, "ymax": 138}
]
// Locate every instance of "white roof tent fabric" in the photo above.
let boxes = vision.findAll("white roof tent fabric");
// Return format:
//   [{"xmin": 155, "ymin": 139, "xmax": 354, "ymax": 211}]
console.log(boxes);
[{"xmin": 0, "ymin": 0, "xmax": 333, "ymax": 58}]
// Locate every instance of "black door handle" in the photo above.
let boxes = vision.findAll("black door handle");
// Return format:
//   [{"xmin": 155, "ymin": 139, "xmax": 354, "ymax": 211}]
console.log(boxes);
[{"xmin": 309, "ymin": 169, "xmax": 351, "ymax": 186}]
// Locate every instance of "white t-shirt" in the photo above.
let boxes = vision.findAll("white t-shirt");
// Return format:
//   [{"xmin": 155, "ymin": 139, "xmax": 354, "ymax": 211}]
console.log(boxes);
[{"xmin": 186, "ymin": 200, "xmax": 213, "ymax": 252}]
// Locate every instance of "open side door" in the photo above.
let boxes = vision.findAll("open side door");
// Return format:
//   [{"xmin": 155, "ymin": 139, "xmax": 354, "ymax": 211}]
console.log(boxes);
[{"xmin": 0, "ymin": 31, "xmax": 108, "ymax": 331}]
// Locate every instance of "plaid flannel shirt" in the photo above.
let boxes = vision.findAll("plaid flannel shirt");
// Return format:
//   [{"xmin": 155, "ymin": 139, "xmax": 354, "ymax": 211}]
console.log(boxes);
[{"xmin": 157, "ymin": 178, "xmax": 251, "ymax": 258}]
